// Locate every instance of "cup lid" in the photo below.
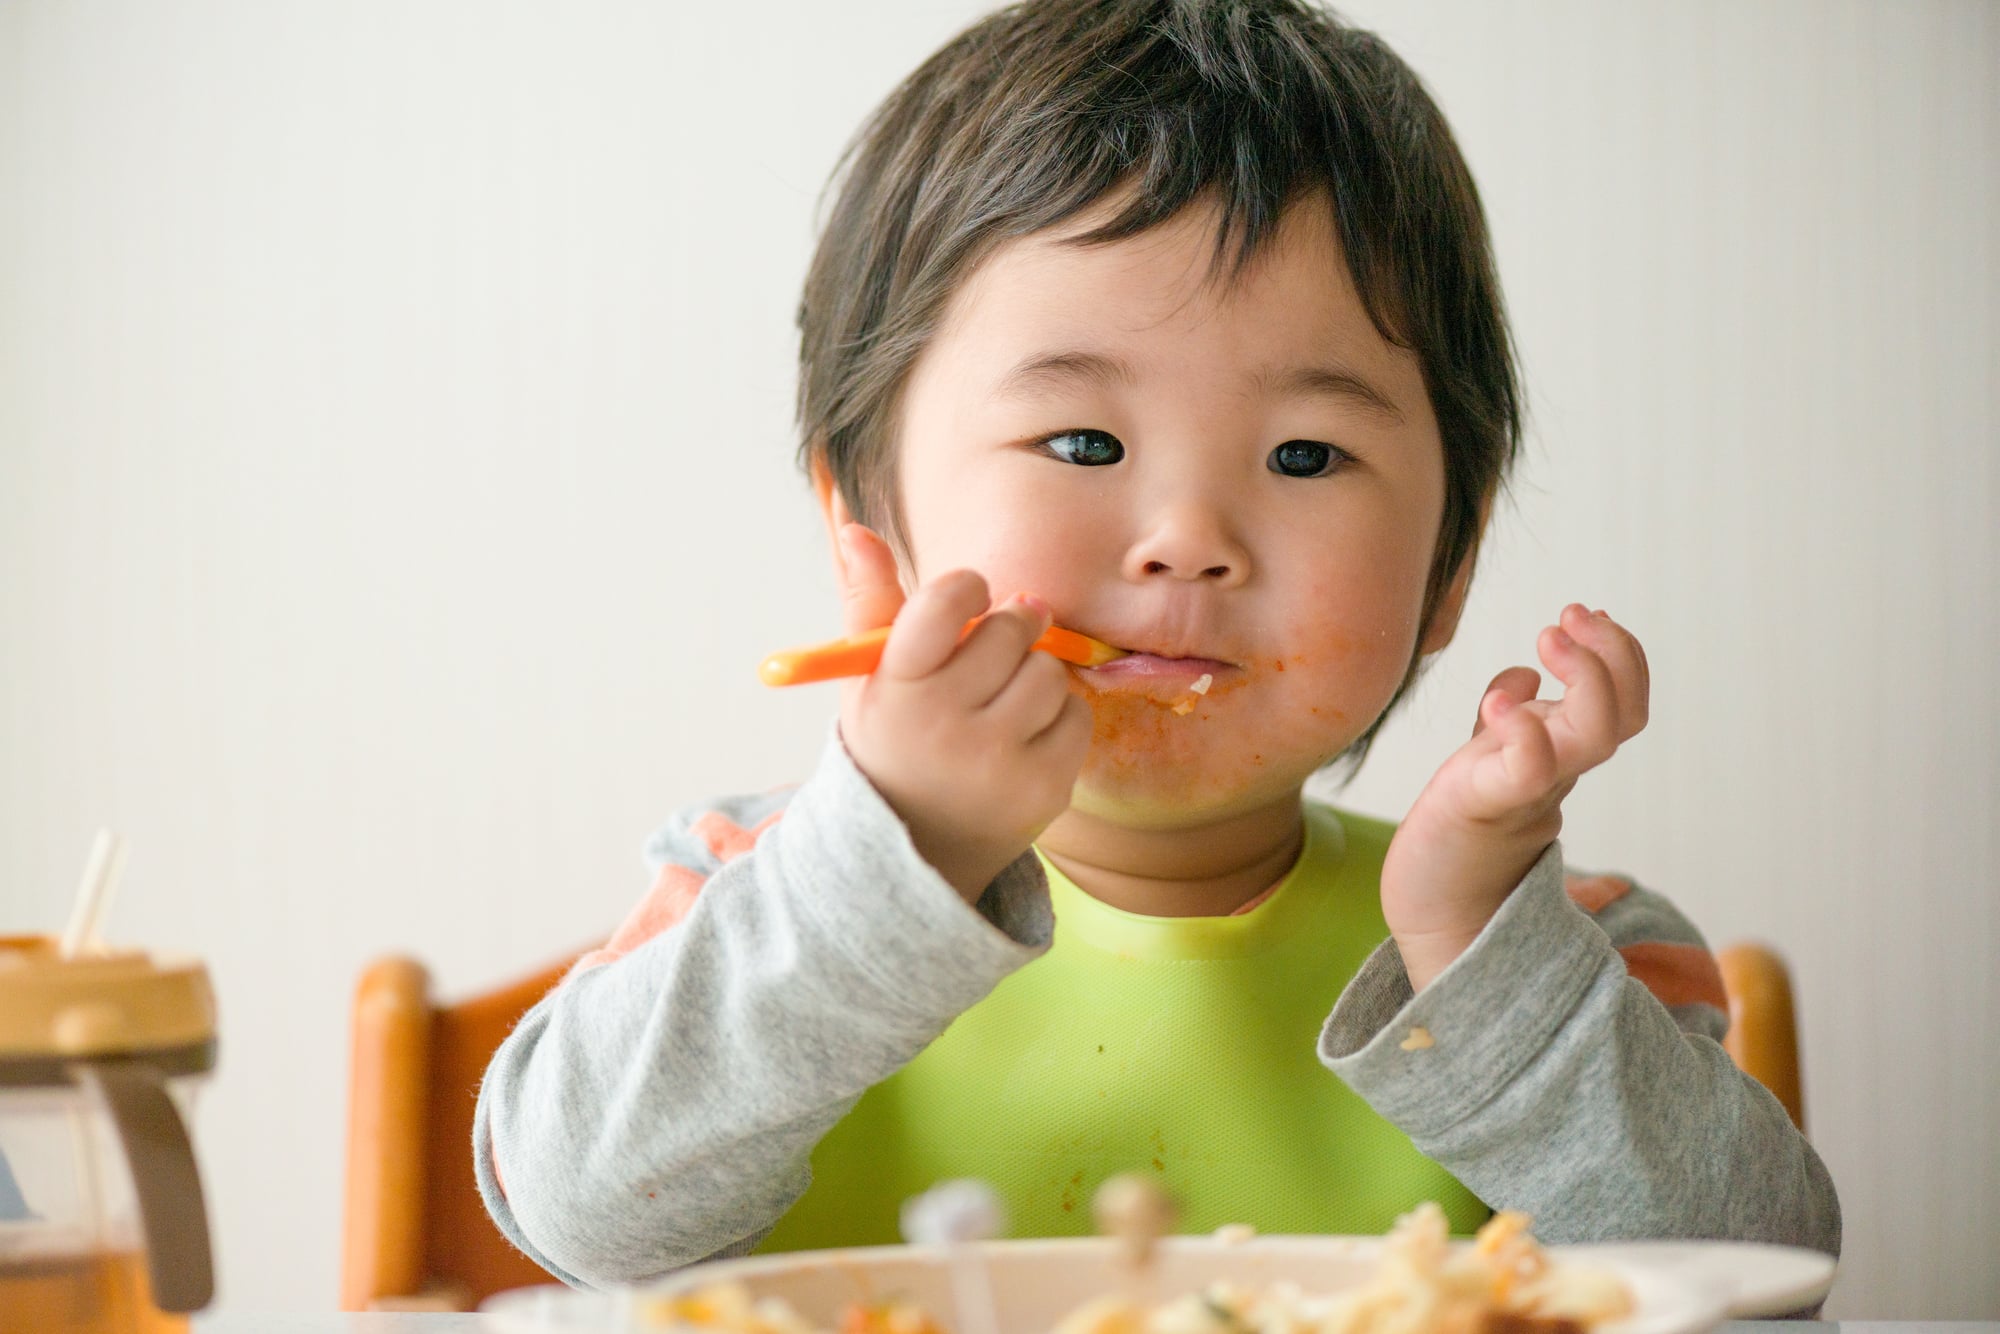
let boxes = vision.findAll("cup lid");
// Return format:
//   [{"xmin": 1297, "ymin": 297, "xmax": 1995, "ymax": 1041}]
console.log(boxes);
[{"xmin": 0, "ymin": 935, "xmax": 216, "ymax": 1065}]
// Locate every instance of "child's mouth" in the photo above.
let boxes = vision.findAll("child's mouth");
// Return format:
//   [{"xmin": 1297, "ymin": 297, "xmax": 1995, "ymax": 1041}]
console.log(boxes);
[{"xmin": 1081, "ymin": 652, "xmax": 1237, "ymax": 687}]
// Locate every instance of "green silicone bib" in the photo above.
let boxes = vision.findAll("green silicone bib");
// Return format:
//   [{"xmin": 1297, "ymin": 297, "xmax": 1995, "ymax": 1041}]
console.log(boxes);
[{"xmin": 759, "ymin": 803, "xmax": 1486, "ymax": 1250}]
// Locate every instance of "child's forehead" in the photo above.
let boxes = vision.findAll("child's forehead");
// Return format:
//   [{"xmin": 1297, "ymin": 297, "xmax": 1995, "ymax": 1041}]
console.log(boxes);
[{"xmin": 931, "ymin": 193, "xmax": 1398, "ymax": 382}]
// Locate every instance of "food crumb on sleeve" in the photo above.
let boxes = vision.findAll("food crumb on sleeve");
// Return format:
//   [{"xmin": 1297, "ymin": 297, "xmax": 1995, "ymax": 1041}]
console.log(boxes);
[{"xmin": 1398, "ymin": 1026, "xmax": 1435, "ymax": 1052}]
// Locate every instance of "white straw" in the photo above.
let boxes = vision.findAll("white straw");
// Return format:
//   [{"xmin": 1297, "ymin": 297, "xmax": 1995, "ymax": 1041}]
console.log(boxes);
[
  {"xmin": 60, "ymin": 828, "xmax": 123, "ymax": 958},
  {"xmin": 94, "ymin": 839, "xmax": 128, "ymax": 951}
]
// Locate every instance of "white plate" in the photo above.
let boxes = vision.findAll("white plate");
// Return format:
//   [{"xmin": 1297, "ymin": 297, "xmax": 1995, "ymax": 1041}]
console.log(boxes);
[
  {"xmin": 1552, "ymin": 1242, "xmax": 1835, "ymax": 1319},
  {"xmin": 482, "ymin": 1232, "xmax": 1820, "ymax": 1334}
]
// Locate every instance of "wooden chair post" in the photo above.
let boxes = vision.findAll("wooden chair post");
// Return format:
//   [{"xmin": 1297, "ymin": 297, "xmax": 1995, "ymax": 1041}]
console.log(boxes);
[
  {"xmin": 342, "ymin": 957, "xmax": 433, "ymax": 1310},
  {"xmin": 1717, "ymin": 942, "xmax": 1804, "ymax": 1132}
]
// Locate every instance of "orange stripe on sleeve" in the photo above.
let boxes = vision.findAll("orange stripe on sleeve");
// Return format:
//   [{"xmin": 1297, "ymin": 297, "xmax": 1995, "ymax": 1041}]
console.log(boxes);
[
  {"xmin": 566, "ymin": 864, "xmax": 709, "ymax": 979},
  {"xmin": 1618, "ymin": 940, "xmax": 1730, "ymax": 1011},
  {"xmin": 691, "ymin": 809, "xmax": 785, "ymax": 863},
  {"xmin": 1564, "ymin": 873, "xmax": 1633, "ymax": 914}
]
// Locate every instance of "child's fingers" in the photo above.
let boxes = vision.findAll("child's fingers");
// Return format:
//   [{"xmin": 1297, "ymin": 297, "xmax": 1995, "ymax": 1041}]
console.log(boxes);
[
  {"xmin": 1537, "ymin": 607, "xmax": 1621, "ymax": 767},
  {"xmin": 949, "ymin": 595, "xmax": 1056, "ymax": 705},
  {"xmin": 878, "ymin": 569, "xmax": 992, "ymax": 680},
  {"xmin": 1473, "ymin": 694, "xmax": 1561, "ymax": 806},
  {"xmin": 1576, "ymin": 608, "xmax": 1650, "ymax": 738},
  {"xmin": 1471, "ymin": 666, "xmax": 1542, "ymax": 738},
  {"xmin": 837, "ymin": 523, "xmax": 907, "ymax": 636},
  {"xmin": 982, "ymin": 639, "xmax": 1075, "ymax": 735},
  {"xmin": 1025, "ymin": 689, "xmax": 1094, "ymax": 776}
]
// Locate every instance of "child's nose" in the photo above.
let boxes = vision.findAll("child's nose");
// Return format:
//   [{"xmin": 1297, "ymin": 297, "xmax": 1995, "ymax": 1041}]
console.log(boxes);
[{"xmin": 1121, "ymin": 503, "xmax": 1250, "ymax": 587}]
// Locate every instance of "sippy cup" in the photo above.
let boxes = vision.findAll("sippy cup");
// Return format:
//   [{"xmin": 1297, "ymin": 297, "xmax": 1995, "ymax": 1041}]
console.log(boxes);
[{"xmin": 0, "ymin": 935, "xmax": 217, "ymax": 1334}]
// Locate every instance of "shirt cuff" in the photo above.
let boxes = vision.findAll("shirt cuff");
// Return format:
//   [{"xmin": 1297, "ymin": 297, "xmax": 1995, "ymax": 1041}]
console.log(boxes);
[
  {"xmin": 1319, "ymin": 840, "xmax": 1615, "ymax": 1138},
  {"xmin": 766, "ymin": 726, "xmax": 1054, "ymax": 1027}
]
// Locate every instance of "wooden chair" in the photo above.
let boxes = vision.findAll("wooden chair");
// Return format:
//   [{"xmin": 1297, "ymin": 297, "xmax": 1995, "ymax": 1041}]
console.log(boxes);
[
  {"xmin": 342, "ymin": 939, "xmax": 1806, "ymax": 1311},
  {"xmin": 1716, "ymin": 941, "xmax": 1805, "ymax": 1131},
  {"xmin": 341, "ymin": 950, "xmax": 586, "ymax": 1311}
]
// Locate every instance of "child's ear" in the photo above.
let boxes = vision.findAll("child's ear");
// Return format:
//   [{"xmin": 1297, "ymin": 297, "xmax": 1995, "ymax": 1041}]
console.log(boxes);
[
  {"xmin": 810, "ymin": 451, "xmax": 858, "ymax": 586},
  {"xmin": 1418, "ymin": 500, "xmax": 1492, "ymax": 656},
  {"xmin": 1418, "ymin": 548, "xmax": 1477, "ymax": 656}
]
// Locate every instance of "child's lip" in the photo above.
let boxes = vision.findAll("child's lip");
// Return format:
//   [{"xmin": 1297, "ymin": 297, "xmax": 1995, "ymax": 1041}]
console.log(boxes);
[{"xmin": 1082, "ymin": 652, "xmax": 1236, "ymax": 683}]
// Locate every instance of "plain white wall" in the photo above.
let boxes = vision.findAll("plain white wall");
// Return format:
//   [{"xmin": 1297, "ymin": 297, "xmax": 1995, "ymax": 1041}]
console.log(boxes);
[{"xmin": 2, "ymin": 0, "xmax": 1993, "ymax": 1318}]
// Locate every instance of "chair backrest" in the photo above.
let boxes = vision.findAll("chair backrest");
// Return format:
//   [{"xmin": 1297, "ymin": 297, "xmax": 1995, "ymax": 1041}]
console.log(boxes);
[
  {"xmin": 342, "ymin": 938, "xmax": 1804, "ymax": 1310},
  {"xmin": 342, "ymin": 951, "xmax": 583, "ymax": 1311},
  {"xmin": 1716, "ymin": 941, "xmax": 1805, "ymax": 1131}
]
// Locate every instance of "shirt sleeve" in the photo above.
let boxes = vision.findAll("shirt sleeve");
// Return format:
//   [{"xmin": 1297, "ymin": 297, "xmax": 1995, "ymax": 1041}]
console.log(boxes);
[
  {"xmin": 472, "ymin": 727, "xmax": 1054, "ymax": 1289},
  {"xmin": 1318, "ymin": 842, "xmax": 1842, "ymax": 1262}
]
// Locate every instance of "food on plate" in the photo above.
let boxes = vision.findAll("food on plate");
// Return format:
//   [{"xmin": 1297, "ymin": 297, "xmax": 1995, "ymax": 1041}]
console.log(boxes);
[
  {"xmin": 842, "ymin": 1303, "xmax": 955, "ymax": 1334},
  {"xmin": 644, "ymin": 1284, "xmax": 819, "ymax": 1334},
  {"xmin": 639, "ymin": 1204, "xmax": 1633, "ymax": 1334},
  {"xmin": 640, "ymin": 1290, "xmax": 950, "ymax": 1334},
  {"xmin": 1052, "ymin": 1206, "xmax": 1634, "ymax": 1334}
]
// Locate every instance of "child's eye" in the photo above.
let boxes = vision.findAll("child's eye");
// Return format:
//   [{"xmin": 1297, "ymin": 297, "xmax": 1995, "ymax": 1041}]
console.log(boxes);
[
  {"xmin": 1267, "ymin": 440, "xmax": 1348, "ymax": 478},
  {"xmin": 1038, "ymin": 428, "xmax": 1125, "ymax": 467}
]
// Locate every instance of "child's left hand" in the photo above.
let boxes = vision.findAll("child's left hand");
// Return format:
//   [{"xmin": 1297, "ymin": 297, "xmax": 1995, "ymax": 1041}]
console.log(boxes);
[{"xmin": 1381, "ymin": 604, "xmax": 1650, "ymax": 991}]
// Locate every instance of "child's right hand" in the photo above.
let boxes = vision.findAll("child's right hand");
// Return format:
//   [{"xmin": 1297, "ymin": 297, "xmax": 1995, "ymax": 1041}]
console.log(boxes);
[{"xmin": 833, "ymin": 523, "xmax": 1093, "ymax": 904}]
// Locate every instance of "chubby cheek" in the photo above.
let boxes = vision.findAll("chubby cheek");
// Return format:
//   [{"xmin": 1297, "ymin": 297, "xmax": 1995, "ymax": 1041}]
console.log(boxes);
[
  {"xmin": 905, "ymin": 515, "xmax": 1095, "ymax": 606},
  {"xmin": 1279, "ymin": 573, "xmax": 1430, "ymax": 720}
]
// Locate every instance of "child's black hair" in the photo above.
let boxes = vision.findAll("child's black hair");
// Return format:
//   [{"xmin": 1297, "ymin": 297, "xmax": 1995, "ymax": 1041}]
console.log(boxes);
[{"xmin": 798, "ymin": 0, "xmax": 1520, "ymax": 768}]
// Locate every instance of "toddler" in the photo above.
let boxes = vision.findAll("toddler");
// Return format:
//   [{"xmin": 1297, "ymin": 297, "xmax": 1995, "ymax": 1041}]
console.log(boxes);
[{"xmin": 475, "ymin": 0, "xmax": 1840, "ymax": 1289}]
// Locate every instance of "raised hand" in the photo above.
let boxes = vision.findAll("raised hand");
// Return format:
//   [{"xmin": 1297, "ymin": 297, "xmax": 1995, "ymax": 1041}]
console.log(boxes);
[
  {"xmin": 833, "ymin": 523, "xmax": 1094, "ymax": 903},
  {"xmin": 1382, "ymin": 604, "xmax": 1650, "ymax": 990}
]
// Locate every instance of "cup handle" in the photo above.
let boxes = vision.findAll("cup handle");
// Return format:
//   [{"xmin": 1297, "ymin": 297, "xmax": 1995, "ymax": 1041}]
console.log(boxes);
[{"xmin": 73, "ymin": 1059, "xmax": 215, "ymax": 1313}]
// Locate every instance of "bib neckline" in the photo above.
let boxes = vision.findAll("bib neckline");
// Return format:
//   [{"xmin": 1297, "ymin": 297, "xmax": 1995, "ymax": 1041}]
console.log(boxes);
[{"xmin": 1034, "ymin": 803, "xmax": 1350, "ymax": 961}]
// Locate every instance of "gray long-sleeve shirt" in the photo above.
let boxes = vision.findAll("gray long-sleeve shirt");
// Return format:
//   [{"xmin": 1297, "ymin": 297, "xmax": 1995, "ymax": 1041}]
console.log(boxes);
[{"xmin": 473, "ymin": 731, "xmax": 1840, "ymax": 1291}]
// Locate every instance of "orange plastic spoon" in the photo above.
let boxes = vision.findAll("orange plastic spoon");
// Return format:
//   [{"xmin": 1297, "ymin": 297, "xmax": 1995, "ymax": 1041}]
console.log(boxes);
[{"xmin": 759, "ymin": 621, "xmax": 1125, "ymax": 686}]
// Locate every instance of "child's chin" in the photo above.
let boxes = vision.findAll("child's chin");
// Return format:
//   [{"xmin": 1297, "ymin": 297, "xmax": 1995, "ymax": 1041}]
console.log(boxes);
[
  {"xmin": 1067, "ymin": 762, "xmax": 1304, "ymax": 831},
  {"xmin": 1074, "ymin": 693, "xmax": 1344, "ymax": 822}
]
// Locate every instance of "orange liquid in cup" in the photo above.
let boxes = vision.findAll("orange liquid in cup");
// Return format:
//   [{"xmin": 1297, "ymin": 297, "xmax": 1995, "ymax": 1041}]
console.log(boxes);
[{"xmin": 0, "ymin": 1249, "xmax": 186, "ymax": 1334}]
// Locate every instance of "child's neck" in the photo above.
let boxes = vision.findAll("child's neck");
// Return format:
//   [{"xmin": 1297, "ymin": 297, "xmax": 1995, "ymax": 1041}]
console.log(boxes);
[{"xmin": 1037, "ymin": 793, "xmax": 1307, "ymax": 918}]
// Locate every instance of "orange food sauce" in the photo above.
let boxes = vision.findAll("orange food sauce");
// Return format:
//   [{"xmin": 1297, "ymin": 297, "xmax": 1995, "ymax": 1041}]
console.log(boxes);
[{"xmin": 1071, "ymin": 657, "xmax": 1351, "ymax": 810}]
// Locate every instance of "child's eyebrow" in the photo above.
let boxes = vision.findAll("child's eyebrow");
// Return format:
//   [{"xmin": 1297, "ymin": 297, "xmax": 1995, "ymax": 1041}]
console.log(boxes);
[
  {"xmin": 991, "ymin": 348, "xmax": 1405, "ymax": 427},
  {"xmin": 1250, "ymin": 364, "xmax": 1406, "ymax": 426},
  {"xmin": 991, "ymin": 349, "xmax": 1134, "ymax": 400}
]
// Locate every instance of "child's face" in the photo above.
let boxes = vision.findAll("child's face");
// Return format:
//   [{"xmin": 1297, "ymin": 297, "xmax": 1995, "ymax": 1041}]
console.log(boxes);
[{"xmin": 892, "ymin": 194, "xmax": 1465, "ymax": 830}]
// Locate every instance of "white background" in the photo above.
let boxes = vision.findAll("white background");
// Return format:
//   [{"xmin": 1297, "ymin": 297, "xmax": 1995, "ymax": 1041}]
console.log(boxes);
[{"xmin": 2, "ymin": 0, "xmax": 1994, "ymax": 1319}]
